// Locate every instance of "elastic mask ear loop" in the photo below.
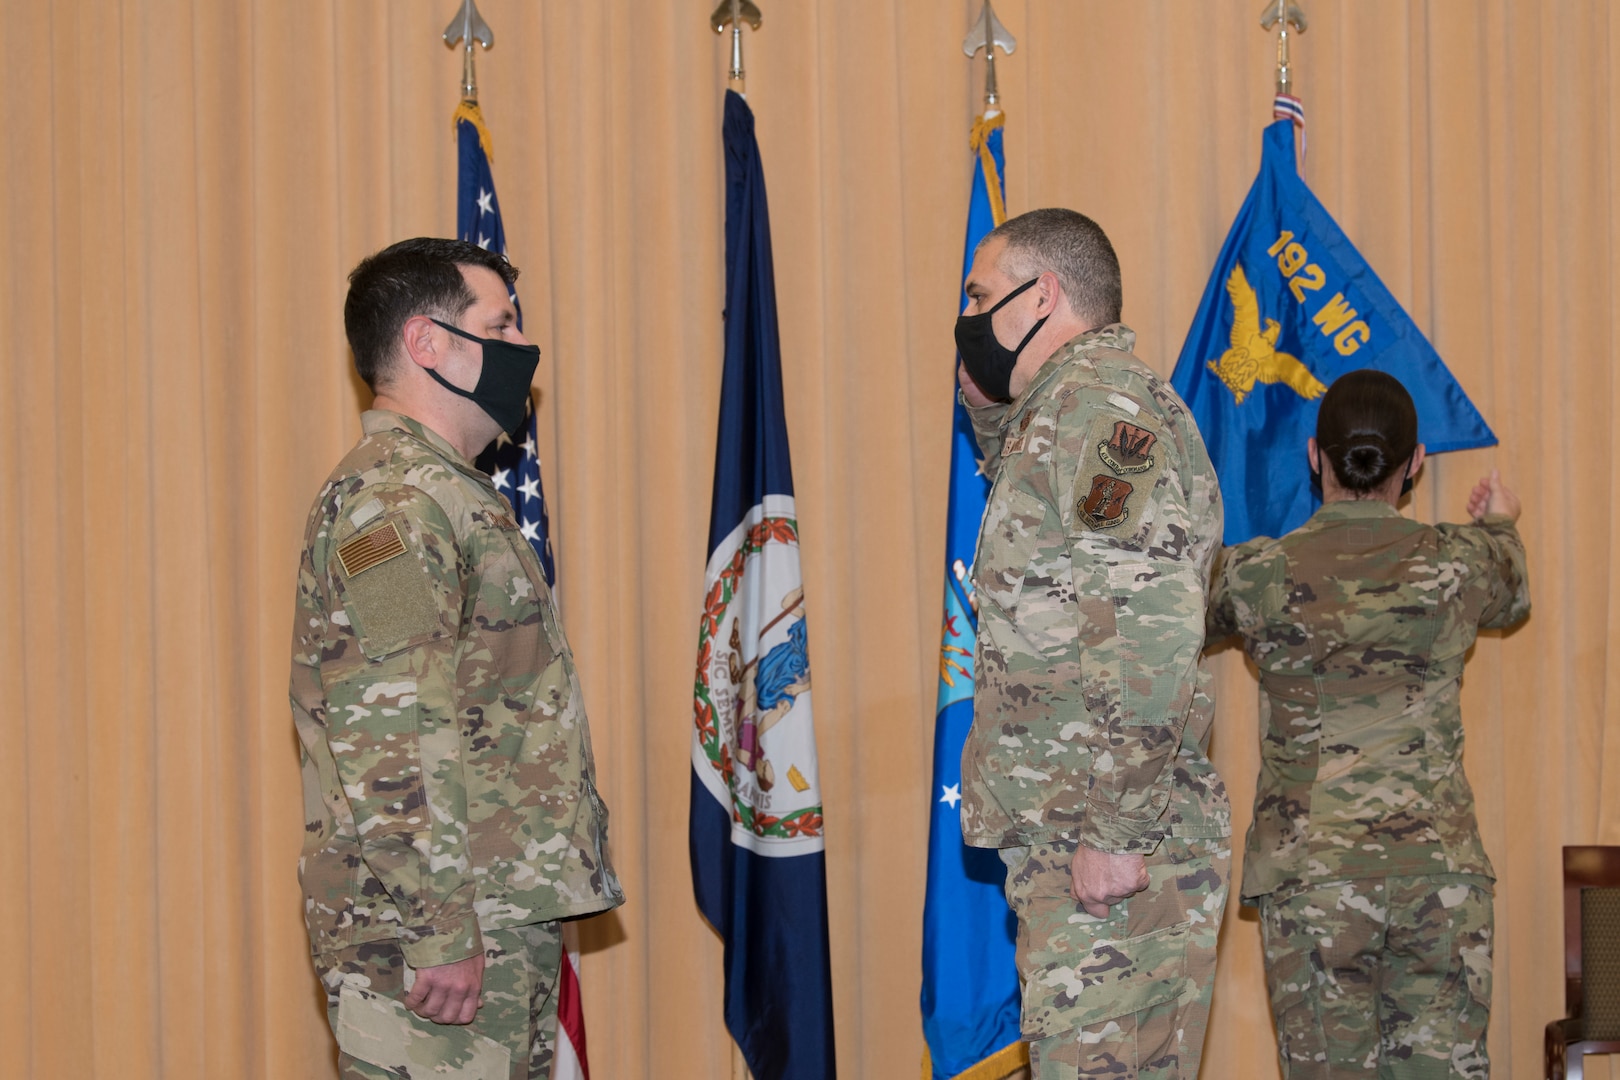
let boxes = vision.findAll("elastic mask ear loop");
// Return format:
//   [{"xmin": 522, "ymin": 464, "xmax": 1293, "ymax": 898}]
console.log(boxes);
[{"xmin": 1012, "ymin": 314, "xmax": 1047, "ymax": 356}]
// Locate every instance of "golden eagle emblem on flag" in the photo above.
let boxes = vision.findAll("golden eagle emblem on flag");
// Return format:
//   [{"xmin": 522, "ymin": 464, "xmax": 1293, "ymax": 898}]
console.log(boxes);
[{"xmin": 1206, "ymin": 264, "xmax": 1327, "ymax": 405}]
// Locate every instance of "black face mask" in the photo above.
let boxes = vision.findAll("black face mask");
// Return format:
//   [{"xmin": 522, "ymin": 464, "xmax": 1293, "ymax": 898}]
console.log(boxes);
[
  {"xmin": 954, "ymin": 277, "xmax": 1048, "ymax": 402},
  {"xmin": 428, "ymin": 318, "xmax": 541, "ymax": 434}
]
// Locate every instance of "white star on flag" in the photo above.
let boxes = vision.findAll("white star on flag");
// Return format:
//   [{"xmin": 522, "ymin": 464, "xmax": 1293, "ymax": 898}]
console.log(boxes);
[
  {"xmin": 518, "ymin": 477, "xmax": 540, "ymax": 502},
  {"xmin": 476, "ymin": 234, "xmax": 492, "ymax": 251},
  {"xmin": 521, "ymin": 433, "xmax": 537, "ymax": 459},
  {"xmin": 477, "ymin": 188, "xmax": 494, "ymax": 216},
  {"xmin": 520, "ymin": 519, "xmax": 541, "ymax": 543},
  {"xmin": 939, "ymin": 784, "xmax": 961, "ymax": 809},
  {"xmin": 490, "ymin": 467, "xmax": 513, "ymax": 491}
]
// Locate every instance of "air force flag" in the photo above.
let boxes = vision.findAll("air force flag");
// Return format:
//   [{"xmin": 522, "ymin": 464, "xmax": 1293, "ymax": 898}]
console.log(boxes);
[
  {"xmin": 689, "ymin": 90, "xmax": 836, "ymax": 1080},
  {"xmin": 920, "ymin": 111, "xmax": 1026, "ymax": 1080},
  {"xmin": 1171, "ymin": 120, "xmax": 1496, "ymax": 545}
]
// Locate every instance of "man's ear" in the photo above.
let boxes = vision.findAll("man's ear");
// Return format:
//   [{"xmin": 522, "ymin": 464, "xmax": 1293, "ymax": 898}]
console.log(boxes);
[
  {"xmin": 1037, "ymin": 270, "xmax": 1061, "ymax": 316},
  {"xmin": 401, "ymin": 314, "xmax": 442, "ymax": 370}
]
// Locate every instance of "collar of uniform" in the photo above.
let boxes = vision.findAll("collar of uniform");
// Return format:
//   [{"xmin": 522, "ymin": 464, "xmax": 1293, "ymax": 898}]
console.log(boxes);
[
  {"xmin": 361, "ymin": 409, "xmax": 495, "ymax": 489},
  {"xmin": 1000, "ymin": 323, "xmax": 1138, "ymax": 433},
  {"xmin": 1311, "ymin": 498, "xmax": 1402, "ymax": 522}
]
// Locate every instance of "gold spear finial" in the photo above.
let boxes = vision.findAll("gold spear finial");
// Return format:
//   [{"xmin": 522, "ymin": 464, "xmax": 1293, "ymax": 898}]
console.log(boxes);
[
  {"xmin": 1260, "ymin": 0, "xmax": 1307, "ymax": 97},
  {"xmin": 711, "ymin": 0, "xmax": 763, "ymax": 95}
]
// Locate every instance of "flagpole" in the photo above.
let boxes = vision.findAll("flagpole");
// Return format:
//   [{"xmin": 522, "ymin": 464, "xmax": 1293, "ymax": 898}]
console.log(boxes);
[
  {"xmin": 918, "ymin": 12, "xmax": 1026, "ymax": 1080},
  {"xmin": 710, "ymin": 0, "xmax": 763, "ymax": 97},
  {"xmin": 712, "ymin": 19, "xmax": 756, "ymax": 1072}
]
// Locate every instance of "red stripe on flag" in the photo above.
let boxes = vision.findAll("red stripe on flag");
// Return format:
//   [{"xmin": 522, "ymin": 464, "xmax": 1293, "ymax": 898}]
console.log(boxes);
[{"xmin": 556, "ymin": 942, "xmax": 589, "ymax": 1079}]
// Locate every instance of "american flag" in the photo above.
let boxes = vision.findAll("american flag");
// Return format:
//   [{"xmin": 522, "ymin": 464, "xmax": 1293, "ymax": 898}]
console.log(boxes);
[
  {"xmin": 455, "ymin": 101, "xmax": 556, "ymax": 589},
  {"xmin": 483, "ymin": 413, "xmax": 556, "ymax": 588},
  {"xmin": 1274, "ymin": 92, "xmax": 1306, "ymax": 160},
  {"xmin": 455, "ymin": 99, "xmax": 582, "ymax": 1077}
]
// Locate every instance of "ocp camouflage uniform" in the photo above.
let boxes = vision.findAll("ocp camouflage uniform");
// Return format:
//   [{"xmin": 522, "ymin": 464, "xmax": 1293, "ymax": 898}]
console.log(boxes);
[
  {"xmin": 962, "ymin": 325, "xmax": 1231, "ymax": 1078},
  {"xmin": 290, "ymin": 410, "xmax": 623, "ymax": 1079},
  {"xmin": 1208, "ymin": 499, "xmax": 1530, "ymax": 1078}
]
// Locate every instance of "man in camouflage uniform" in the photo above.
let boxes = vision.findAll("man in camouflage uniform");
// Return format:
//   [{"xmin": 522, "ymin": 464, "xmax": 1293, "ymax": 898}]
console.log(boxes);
[
  {"xmin": 1207, "ymin": 377, "xmax": 1530, "ymax": 1077},
  {"xmin": 956, "ymin": 209, "xmax": 1230, "ymax": 1078},
  {"xmin": 290, "ymin": 238, "xmax": 622, "ymax": 1079}
]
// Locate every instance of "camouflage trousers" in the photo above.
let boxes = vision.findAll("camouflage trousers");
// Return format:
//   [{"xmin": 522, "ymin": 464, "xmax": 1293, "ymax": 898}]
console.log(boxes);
[
  {"xmin": 1258, "ymin": 874, "xmax": 1493, "ymax": 1079},
  {"xmin": 1000, "ymin": 836, "xmax": 1231, "ymax": 1079},
  {"xmin": 315, "ymin": 922, "xmax": 563, "ymax": 1080}
]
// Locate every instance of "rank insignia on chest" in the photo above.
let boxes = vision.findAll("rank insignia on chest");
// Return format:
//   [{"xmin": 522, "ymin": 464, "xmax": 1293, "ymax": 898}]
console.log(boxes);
[
  {"xmin": 336, "ymin": 520, "xmax": 407, "ymax": 578},
  {"xmin": 1003, "ymin": 410, "xmax": 1036, "ymax": 457},
  {"xmin": 1098, "ymin": 420, "xmax": 1157, "ymax": 475},
  {"xmin": 1079, "ymin": 474, "xmax": 1134, "ymax": 530}
]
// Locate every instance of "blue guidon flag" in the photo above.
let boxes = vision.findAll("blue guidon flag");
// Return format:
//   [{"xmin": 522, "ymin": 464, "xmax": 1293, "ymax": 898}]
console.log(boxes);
[
  {"xmin": 1171, "ymin": 119, "xmax": 1496, "ymax": 545},
  {"xmin": 689, "ymin": 89, "xmax": 836, "ymax": 1080},
  {"xmin": 920, "ymin": 110, "xmax": 1027, "ymax": 1080}
]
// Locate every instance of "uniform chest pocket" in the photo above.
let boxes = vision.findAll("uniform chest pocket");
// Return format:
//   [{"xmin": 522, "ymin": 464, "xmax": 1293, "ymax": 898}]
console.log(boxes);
[
  {"xmin": 974, "ymin": 484, "xmax": 1053, "ymax": 618},
  {"xmin": 465, "ymin": 527, "xmax": 555, "ymax": 695}
]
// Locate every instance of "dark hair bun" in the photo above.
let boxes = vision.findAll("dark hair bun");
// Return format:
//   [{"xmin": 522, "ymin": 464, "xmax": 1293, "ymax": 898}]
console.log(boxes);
[{"xmin": 1340, "ymin": 440, "xmax": 1390, "ymax": 488}]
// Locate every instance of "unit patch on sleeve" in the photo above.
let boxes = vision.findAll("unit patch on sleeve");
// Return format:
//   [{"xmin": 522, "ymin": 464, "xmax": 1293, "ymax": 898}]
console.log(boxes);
[
  {"xmin": 1079, "ymin": 475, "xmax": 1134, "ymax": 530},
  {"xmin": 1069, "ymin": 403, "xmax": 1168, "ymax": 547},
  {"xmin": 336, "ymin": 520, "xmax": 408, "ymax": 578},
  {"xmin": 1097, "ymin": 420, "xmax": 1157, "ymax": 475}
]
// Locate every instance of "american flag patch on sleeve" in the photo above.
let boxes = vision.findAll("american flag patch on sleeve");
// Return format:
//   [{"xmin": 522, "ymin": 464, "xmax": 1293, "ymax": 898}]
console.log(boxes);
[{"xmin": 336, "ymin": 520, "xmax": 407, "ymax": 578}]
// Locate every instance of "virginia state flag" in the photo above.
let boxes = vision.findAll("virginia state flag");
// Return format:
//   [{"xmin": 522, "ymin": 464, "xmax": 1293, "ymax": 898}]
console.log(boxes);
[
  {"xmin": 689, "ymin": 89, "xmax": 836, "ymax": 1080},
  {"xmin": 919, "ymin": 111, "xmax": 1026, "ymax": 1080},
  {"xmin": 1171, "ymin": 120, "xmax": 1495, "ymax": 544}
]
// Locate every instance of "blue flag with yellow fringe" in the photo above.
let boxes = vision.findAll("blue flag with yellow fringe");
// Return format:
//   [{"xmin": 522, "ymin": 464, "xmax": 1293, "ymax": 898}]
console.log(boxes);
[
  {"xmin": 1171, "ymin": 120, "xmax": 1495, "ymax": 545},
  {"xmin": 919, "ymin": 111, "xmax": 1027, "ymax": 1080}
]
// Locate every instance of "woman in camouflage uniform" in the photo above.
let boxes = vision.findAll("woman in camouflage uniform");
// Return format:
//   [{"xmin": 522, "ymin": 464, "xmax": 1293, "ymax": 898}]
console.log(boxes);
[{"xmin": 1208, "ymin": 369, "xmax": 1529, "ymax": 1078}]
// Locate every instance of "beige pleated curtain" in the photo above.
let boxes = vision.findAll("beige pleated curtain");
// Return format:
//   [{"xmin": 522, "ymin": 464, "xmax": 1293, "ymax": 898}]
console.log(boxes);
[{"xmin": 4, "ymin": 1, "xmax": 1618, "ymax": 1077}]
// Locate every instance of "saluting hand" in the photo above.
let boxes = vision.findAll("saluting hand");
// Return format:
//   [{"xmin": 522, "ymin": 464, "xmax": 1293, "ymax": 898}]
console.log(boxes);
[
  {"xmin": 402, "ymin": 950, "xmax": 485, "ymax": 1026},
  {"xmin": 1070, "ymin": 845, "xmax": 1151, "ymax": 919},
  {"xmin": 1467, "ymin": 468, "xmax": 1521, "ymax": 523}
]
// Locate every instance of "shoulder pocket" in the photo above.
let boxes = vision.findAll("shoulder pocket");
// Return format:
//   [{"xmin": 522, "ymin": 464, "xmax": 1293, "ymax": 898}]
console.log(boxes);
[
  {"xmin": 329, "ymin": 515, "xmax": 448, "ymax": 661},
  {"xmin": 1068, "ymin": 410, "xmax": 1168, "ymax": 552}
]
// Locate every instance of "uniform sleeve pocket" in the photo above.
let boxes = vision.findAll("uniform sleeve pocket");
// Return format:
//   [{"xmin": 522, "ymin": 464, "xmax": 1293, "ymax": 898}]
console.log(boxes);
[
  {"xmin": 330, "ymin": 514, "xmax": 450, "ymax": 661},
  {"xmin": 1068, "ymin": 410, "xmax": 1169, "ymax": 553}
]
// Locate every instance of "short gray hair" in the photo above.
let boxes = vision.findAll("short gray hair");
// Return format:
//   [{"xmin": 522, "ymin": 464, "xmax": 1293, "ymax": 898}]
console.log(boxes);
[{"xmin": 981, "ymin": 208, "xmax": 1121, "ymax": 327}]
